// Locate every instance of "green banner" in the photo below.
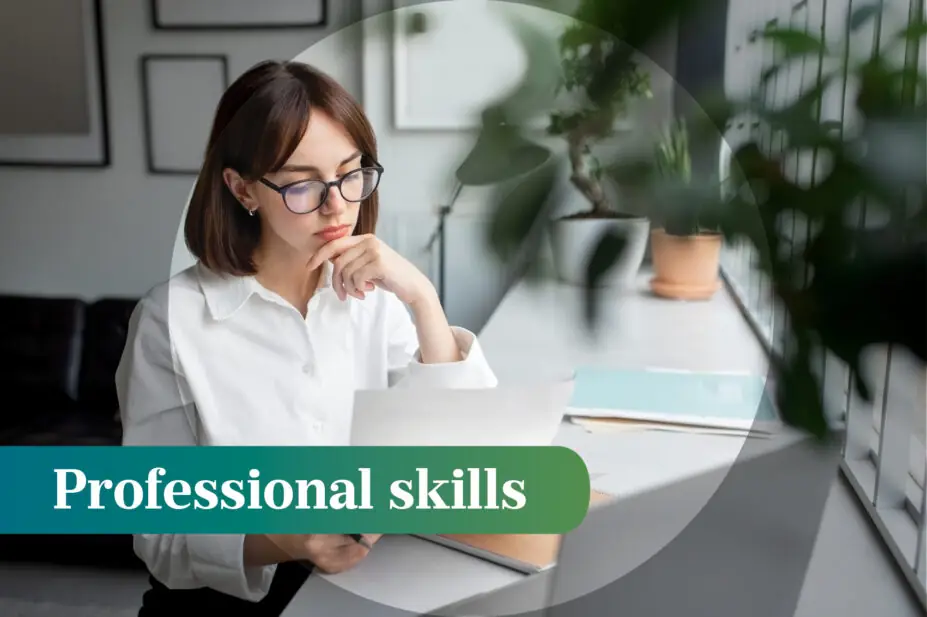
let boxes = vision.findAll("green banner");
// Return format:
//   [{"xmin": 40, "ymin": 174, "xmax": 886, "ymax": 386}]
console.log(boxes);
[{"xmin": 0, "ymin": 446, "xmax": 591, "ymax": 534}]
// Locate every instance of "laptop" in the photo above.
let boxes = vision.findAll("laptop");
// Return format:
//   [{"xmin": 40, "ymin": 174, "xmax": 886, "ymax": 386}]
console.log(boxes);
[
  {"xmin": 349, "ymin": 378, "xmax": 575, "ymax": 447},
  {"xmin": 432, "ymin": 434, "xmax": 839, "ymax": 617},
  {"xmin": 429, "ymin": 491, "xmax": 625, "ymax": 616}
]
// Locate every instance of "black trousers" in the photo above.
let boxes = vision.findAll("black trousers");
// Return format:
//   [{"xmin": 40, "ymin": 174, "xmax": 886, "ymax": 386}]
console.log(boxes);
[{"xmin": 138, "ymin": 561, "xmax": 313, "ymax": 616}]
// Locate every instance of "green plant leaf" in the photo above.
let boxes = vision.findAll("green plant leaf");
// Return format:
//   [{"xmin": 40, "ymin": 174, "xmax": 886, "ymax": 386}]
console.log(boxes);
[
  {"xmin": 898, "ymin": 19, "xmax": 927, "ymax": 41},
  {"xmin": 486, "ymin": 161, "xmax": 558, "ymax": 262},
  {"xmin": 406, "ymin": 11, "xmax": 428, "ymax": 35},
  {"xmin": 759, "ymin": 27, "xmax": 827, "ymax": 57},
  {"xmin": 694, "ymin": 94, "xmax": 744, "ymax": 136},
  {"xmin": 774, "ymin": 353, "xmax": 831, "ymax": 441},
  {"xmin": 493, "ymin": 6, "xmax": 565, "ymax": 120},
  {"xmin": 583, "ymin": 226, "xmax": 628, "ymax": 327},
  {"xmin": 456, "ymin": 108, "xmax": 552, "ymax": 186},
  {"xmin": 848, "ymin": 3, "xmax": 883, "ymax": 32}
]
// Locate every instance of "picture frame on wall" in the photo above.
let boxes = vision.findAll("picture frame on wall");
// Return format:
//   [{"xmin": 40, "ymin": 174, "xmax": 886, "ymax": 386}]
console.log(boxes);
[
  {"xmin": 0, "ymin": 0, "xmax": 110, "ymax": 167},
  {"xmin": 150, "ymin": 0, "xmax": 327, "ymax": 30},
  {"xmin": 388, "ymin": 1, "xmax": 627, "ymax": 133},
  {"xmin": 140, "ymin": 54, "xmax": 230, "ymax": 175},
  {"xmin": 390, "ymin": 0, "xmax": 536, "ymax": 130}
]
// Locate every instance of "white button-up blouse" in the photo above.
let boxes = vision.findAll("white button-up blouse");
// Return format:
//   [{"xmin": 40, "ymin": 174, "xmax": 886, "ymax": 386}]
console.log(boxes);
[{"xmin": 115, "ymin": 261, "xmax": 498, "ymax": 601}]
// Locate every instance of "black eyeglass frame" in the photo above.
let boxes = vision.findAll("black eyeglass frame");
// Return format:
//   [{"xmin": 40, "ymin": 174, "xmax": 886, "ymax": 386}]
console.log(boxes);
[{"xmin": 259, "ymin": 162, "xmax": 384, "ymax": 215}]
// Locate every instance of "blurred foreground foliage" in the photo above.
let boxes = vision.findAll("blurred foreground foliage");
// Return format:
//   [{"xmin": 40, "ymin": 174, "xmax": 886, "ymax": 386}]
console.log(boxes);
[{"xmin": 452, "ymin": 0, "xmax": 926, "ymax": 439}]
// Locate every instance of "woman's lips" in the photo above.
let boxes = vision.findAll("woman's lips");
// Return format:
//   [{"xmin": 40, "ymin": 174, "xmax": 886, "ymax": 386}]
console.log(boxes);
[{"xmin": 317, "ymin": 225, "xmax": 351, "ymax": 241}]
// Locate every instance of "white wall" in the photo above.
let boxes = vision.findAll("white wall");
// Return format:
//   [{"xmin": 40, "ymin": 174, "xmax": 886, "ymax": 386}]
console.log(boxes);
[
  {"xmin": 0, "ymin": 0, "xmax": 363, "ymax": 299},
  {"xmin": 0, "ymin": 0, "xmax": 678, "ymax": 332}
]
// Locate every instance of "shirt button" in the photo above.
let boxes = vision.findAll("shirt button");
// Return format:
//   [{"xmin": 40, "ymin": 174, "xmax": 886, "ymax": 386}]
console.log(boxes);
[{"xmin": 302, "ymin": 363, "xmax": 313, "ymax": 374}]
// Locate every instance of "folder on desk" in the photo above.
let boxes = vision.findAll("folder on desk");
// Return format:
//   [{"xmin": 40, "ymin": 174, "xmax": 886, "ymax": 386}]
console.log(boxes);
[
  {"xmin": 415, "ymin": 490, "xmax": 614, "ymax": 573},
  {"xmin": 564, "ymin": 366, "xmax": 780, "ymax": 435}
]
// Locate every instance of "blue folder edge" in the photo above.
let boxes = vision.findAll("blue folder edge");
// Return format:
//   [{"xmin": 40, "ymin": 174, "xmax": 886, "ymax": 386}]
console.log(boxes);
[{"xmin": 568, "ymin": 367, "xmax": 779, "ymax": 427}]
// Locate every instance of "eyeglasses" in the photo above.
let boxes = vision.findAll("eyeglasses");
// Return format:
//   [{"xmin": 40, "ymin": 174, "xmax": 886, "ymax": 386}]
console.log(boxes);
[{"xmin": 259, "ymin": 164, "xmax": 384, "ymax": 215}]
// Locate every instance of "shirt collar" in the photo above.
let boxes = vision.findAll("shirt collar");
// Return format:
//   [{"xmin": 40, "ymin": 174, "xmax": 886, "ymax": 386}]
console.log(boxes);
[{"xmin": 197, "ymin": 260, "xmax": 334, "ymax": 321}]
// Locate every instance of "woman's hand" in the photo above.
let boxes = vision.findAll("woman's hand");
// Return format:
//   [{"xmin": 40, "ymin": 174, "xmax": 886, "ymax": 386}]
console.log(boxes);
[
  {"xmin": 306, "ymin": 234, "xmax": 436, "ymax": 306},
  {"xmin": 305, "ymin": 234, "xmax": 461, "ymax": 365},
  {"xmin": 261, "ymin": 534, "xmax": 383, "ymax": 574}
]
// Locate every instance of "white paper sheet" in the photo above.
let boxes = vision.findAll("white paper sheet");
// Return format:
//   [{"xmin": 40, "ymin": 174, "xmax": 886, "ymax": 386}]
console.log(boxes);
[{"xmin": 350, "ymin": 380, "xmax": 576, "ymax": 447}]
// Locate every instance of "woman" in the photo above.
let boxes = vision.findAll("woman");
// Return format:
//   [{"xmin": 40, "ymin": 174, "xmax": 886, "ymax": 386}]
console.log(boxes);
[{"xmin": 116, "ymin": 60, "xmax": 498, "ymax": 615}]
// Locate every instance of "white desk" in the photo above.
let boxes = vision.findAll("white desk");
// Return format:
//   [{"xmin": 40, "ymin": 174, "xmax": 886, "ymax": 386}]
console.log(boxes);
[{"xmin": 283, "ymin": 274, "xmax": 806, "ymax": 616}]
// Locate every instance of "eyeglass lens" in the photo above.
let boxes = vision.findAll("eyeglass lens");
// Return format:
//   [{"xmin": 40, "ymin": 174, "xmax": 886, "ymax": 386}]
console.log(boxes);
[{"xmin": 285, "ymin": 168, "xmax": 380, "ymax": 214}]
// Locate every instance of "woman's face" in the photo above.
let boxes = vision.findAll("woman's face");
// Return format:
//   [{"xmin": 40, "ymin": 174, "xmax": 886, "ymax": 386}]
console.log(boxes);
[{"xmin": 238, "ymin": 110, "xmax": 366, "ymax": 258}]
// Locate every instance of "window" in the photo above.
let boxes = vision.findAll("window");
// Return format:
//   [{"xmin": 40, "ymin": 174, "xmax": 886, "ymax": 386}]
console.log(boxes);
[{"xmin": 720, "ymin": 0, "xmax": 926, "ymax": 604}]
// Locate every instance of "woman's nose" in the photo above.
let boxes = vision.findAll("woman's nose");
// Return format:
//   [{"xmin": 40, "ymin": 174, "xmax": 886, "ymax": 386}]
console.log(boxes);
[{"xmin": 321, "ymin": 185, "xmax": 347, "ymax": 214}]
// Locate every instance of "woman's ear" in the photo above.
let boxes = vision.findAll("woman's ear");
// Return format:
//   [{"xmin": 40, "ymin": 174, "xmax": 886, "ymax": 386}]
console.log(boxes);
[{"xmin": 222, "ymin": 168, "xmax": 257, "ymax": 213}]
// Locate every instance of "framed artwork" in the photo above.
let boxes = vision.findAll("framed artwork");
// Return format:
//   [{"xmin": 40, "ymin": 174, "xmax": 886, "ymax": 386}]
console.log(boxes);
[
  {"xmin": 0, "ymin": 0, "xmax": 110, "ymax": 167},
  {"xmin": 150, "ymin": 0, "xmax": 327, "ymax": 30},
  {"xmin": 391, "ymin": 0, "xmax": 537, "ymax": 130},
  {"xmin": 140, "ymin": 54, "xmax": 230, "ymax": 175},
  {"xmin": 388, "ymin": 0, "xmax": 625, "ymax": 132}
]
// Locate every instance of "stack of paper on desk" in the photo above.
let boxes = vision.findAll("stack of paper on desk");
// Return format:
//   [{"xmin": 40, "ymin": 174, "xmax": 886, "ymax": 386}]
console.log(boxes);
[
  {"xmin": 569, "ymin": 416, "xmax": 768, "ymax": 438},
  {"xmin": 415, "ymin": 491, "xmax": 614, "ymax": 573},
  {"xmin": 565, "ymin": 367, "xmax": 780, "ymax": 437}
]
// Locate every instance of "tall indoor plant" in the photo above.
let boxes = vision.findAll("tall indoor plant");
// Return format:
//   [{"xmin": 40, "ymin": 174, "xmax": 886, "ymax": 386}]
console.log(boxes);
[
  {"xmin": 648, "ymin": 118, "xmax": 723, "ymax": 300},
  {"xmin": 547, "ymin": 15, "xmax": 654, "ymax": 288}
]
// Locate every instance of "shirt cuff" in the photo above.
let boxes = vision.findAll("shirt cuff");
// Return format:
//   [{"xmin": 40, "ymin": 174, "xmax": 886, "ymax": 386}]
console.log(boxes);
[
  {"xmin": 401, "ymin": 327, "xmax": 499, "ymax": 389},
  {"xmin": 187, "ymin": 534, "xmax": 277, "ymax": 601}
]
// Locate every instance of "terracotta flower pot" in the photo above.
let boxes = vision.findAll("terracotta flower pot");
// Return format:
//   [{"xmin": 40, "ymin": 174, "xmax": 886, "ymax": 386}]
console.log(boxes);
[{"xmin": 649, "ymin": 228, "xmax": 722, "ymax": 300}]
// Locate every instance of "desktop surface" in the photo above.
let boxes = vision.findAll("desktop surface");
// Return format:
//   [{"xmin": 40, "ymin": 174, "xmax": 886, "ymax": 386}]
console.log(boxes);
[{"xmin": 282, "ymin": 274, "xmax": 793, "ymax": 616}]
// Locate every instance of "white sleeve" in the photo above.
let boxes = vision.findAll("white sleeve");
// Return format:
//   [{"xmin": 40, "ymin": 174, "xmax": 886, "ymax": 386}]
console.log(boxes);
[
  {"xmin": 115, "ymin": 295, "xmax": 276, "ymax": 602},
  {"xmin": 384, "ymin": 292, "xmax": 498, "ymax": 389}
]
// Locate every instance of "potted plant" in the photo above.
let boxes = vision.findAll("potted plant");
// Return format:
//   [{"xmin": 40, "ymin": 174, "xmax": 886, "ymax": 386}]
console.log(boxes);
[
  {"xmin": 647, "ymin": 118, "xmax": 723, "ymax": 300},
  {"xmin": 546, "ymin": 17, "xmax": 654, "ymax": 288}
]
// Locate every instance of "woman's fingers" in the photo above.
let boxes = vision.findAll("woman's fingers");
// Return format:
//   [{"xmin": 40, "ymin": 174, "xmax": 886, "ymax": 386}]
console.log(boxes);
[
  {"xmin": 362, "ymin": 533, "xmax": 383, "ymax": 545},
  {"xmin": 300, "ymin": 534, "xmax": 377, "ymax": 574},
  {"xmin": 316, "ymin": 540, "xmax": 370, "ymax": 574},
  {"xmin": 306, "ymin": 235, "xmax": 365, "ymax": 272},
  {"xmin": 350, "ymin": 263, "xmax": 380, "ymax": 298},
  {"xmin": 306, "ymin": 235, "xmax": 388, "ymax": 301},
  {"xmin": 341, "ymin": 252, "xmax": 377, "ymax": 299},
  {"xmin": 332, "ymin": 245, "xmax": 369, "ymax": 300},
  {"xmin": 331, "ymin": 244, "xmax": 366, "ymax": 279}
]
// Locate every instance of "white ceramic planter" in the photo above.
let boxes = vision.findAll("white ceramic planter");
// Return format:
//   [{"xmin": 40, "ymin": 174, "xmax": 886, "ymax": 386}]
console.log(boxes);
[{"xmin": 550, "ymin": 216, "xmax": 650, "ymax": 287}]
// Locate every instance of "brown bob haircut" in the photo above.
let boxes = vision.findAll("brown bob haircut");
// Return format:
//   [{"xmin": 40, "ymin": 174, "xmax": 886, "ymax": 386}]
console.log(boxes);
[{"xmin": 184, "ymin": 60, "xmax": 380, "ymax": 276}]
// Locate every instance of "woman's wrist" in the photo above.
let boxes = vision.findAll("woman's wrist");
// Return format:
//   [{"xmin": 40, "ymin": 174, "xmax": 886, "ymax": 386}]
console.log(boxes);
[
  {"xmin": 405, "ymin": 279, "xmax": 461, "ymax": 364},
  {"xmin": 244, "ymin": 534, "xmax": 300, "ymax": 566},
  {"xmin": 406, "ymin": 277, "xmax": 440, "ymax": 313}
]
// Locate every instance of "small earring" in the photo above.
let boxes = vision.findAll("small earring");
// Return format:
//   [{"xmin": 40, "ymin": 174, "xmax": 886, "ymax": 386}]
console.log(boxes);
[{"xmin": 248, "ymin": 208, "xmax": 256, "ymax": 217}]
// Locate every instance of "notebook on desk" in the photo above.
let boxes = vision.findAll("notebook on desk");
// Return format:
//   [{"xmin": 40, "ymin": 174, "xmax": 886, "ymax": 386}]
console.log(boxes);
[
  {"xmin": 565, "ymin": 366, "xmax": 780, "ymax": 435},
  {"xmin": 414, "ymin": 490, "xmax": 614, "ymax": 573}
]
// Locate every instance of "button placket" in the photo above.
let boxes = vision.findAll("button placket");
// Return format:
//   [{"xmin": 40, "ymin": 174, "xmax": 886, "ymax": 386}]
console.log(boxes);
[
  {"xmin": 303, "ymin": 305, "xmax": 328, "ymax": 436},
  {"xmin": 301, "ymin": 299, "xmax": 318, "ymax": 377}
]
